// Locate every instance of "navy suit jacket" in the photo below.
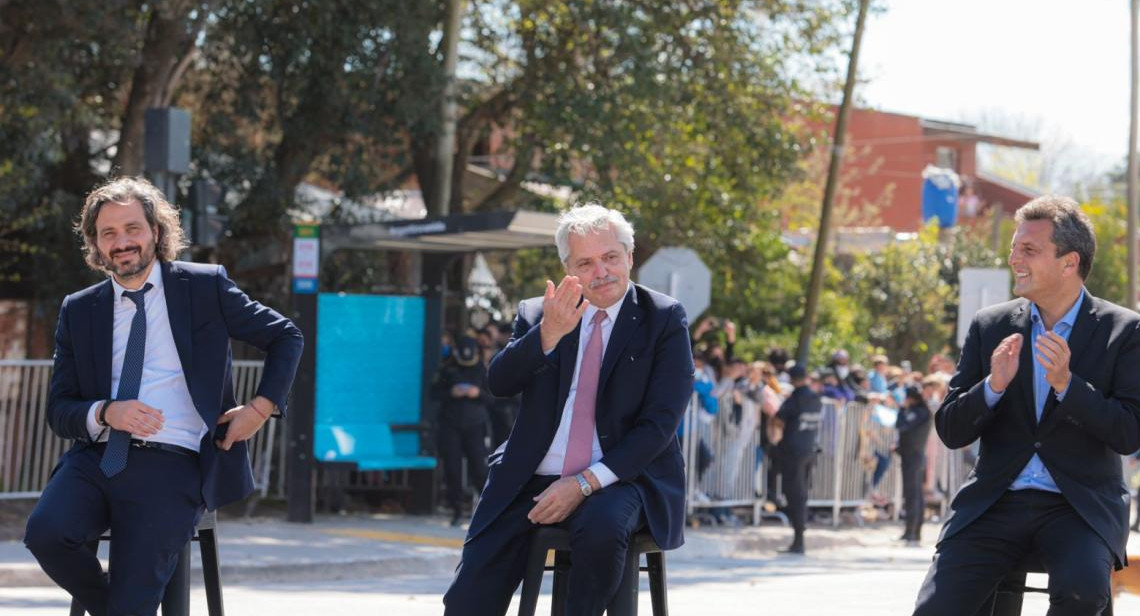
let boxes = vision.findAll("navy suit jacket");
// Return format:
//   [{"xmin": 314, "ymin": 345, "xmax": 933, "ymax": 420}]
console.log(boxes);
[
  {"xmin": 936, "ymin": 294, "xmax": 1140, "ymax": 567},
  {"xmin": 47, "ymin": 260, "xmax": 304, "ymax": 511},
  {"xmin": 472, "ymin": 283, "xmax": 694, "ymax": 551}
]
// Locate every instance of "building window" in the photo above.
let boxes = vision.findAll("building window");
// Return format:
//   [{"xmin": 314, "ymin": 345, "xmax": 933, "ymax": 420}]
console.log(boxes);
[{"xmin": 935, "ymin": 146, "xmax": 958, "ymax": 171}]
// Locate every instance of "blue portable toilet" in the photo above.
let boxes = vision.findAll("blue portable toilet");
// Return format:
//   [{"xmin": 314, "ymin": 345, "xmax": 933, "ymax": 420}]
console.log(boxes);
[{"xmin": 921, "ymin": 164, "xmax": 960, "ymax": 228}]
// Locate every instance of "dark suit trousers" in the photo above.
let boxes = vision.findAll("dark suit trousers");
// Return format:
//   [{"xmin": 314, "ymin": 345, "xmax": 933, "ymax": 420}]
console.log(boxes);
[
  {"xmin": 781, "ymin": 450, "xmax": 814, "ymax": 538},
  {"xmin": 913, "ymin": 489, "xmax": 1114, "ymax": 616},
  {"xmin": 24, "ymin": 444, "xmax": 204, "ymax": 616},
  {"xmin": 443, "ymin": 475, "xmax": 646, "ymax": 616},
  {"xmin": 438, "ymin": 420, "xmax": 489, "ymax": 511},
  {"xmin": 900, "ymin": 453, "xmax": 926, "ymax": 540}
]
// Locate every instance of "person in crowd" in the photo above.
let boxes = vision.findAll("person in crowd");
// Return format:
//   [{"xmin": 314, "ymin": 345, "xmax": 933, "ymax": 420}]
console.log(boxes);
[
  {"xmin": 828, "ymin": 349, "xmax": 851, "ymax": 381},
  {"xmin": 443, "ymin": 203, "xmax": 693, "ymax": 616},
  {"xmin": 436, "ymin": 336, "xmax": 493, "ymax": 526},
  {"xmin": 24, "ymin": 177, "xmax": 303, "ymax": 616},
  {"xmin": 896, "ymin": 386, "xmax": 933, "ymax": 546},
  {"xmin": 819, "ymin": 368, "xmax": 855, "ymax": 402},
  {"xmin": 868, "ymin": 355, "xmax": 890, "ymax": 394},
  {"xmin": 775, "ymin": 363, "xmax": 822, "ymax": 555},
  {"xmin": 914, "ymin": 195, "xmax": 1140, "ymax": 615}
]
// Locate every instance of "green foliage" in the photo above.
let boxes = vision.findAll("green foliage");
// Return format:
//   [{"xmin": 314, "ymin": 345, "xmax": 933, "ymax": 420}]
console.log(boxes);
[{"xmin": 1082, "ymin": 198, "xmax": 1129, "ymax": 307}]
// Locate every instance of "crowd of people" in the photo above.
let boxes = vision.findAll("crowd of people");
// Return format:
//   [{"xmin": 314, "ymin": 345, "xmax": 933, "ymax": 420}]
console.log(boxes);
[{"xmin": 688, "ymin": 315, "xmax": 953, "ymax": 549}]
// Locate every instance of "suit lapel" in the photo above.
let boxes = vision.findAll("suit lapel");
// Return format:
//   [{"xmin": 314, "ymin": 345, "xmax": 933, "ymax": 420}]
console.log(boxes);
[
  {"xmin": 92, "ymin": 280, "xmax": 114, "ymax": 399},
  {"xmin": 598, "ymin": 285, "xmax": 645, "ymax": 393},
  {"xmin": 162, "ymin": 261, "xmax": 194, "ymax": 387}
]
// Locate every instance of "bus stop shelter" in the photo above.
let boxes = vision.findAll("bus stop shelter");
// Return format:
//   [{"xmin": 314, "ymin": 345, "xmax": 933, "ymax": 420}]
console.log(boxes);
[{"xmin": 287, "ymin": 209, "xmax": 559, "ymax": 522}]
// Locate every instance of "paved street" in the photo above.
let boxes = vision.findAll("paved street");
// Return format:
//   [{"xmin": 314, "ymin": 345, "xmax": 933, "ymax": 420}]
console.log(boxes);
[{"xmin": 3, "ymin": 528, "xmax": 1139, "ymax": 615}]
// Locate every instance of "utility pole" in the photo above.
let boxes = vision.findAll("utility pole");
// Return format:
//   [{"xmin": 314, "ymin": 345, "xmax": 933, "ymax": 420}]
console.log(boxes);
[
  {"xmin": 1128, "ymin": 0, "xmax": 1138, "ymax": 310},
  {"xmin": 432, "ymin": 0, "xmax": 464, "ymax": 216},
  {"xmin": 796, "ymin": 0, "xmax": 870, "ymax": 365}
]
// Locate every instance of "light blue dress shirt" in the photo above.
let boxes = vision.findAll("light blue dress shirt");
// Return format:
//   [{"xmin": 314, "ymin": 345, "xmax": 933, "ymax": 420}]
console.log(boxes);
[{"xmin": 983, "ymin": 289, "xmax": 1085, "ymax": 493}]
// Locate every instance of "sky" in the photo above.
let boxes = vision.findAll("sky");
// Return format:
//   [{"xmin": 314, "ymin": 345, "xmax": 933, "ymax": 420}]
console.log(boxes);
[{"xmin": 858, "ymin": 1, "xmax": 1132, "ymax": 176}]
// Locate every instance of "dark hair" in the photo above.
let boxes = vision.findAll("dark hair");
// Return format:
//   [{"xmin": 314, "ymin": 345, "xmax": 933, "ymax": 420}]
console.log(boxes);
[
  {"xmin": 1014, "ymin": 195, "xmax": 1096, "ymax": 280},
  {"xmin": 76, "ymin": 176, "xmax": 188, "ymax": 274}
]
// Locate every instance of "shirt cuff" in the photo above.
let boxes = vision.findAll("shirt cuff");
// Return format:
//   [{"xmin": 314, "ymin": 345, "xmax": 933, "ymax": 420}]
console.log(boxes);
[
  {"xmin": 983, "ymin": 376, "xmax": 1004, "ymax": 409},
  {"xmin": 86, "ymin": 401, "xmax": 104, "ymax": 440},
  {"xmin": 1055, "ymin": 380, "xmax": 1070, "ymax": 401},
  {"xmin": 588, "ymin": 462, "xmax": 618, "ymax": 489}
]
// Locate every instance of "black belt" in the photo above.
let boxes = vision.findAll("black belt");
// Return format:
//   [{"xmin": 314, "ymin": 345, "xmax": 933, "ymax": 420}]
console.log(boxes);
[{"xmin": 94, "ymin": 439, "xmax": 198, "ymax": 458}]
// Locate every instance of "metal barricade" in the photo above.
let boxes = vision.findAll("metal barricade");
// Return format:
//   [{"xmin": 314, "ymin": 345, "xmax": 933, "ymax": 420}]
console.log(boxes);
[
  {"xmin": 805, "ymin": 399, "xmax": 903, "ymax": 527},
  {"xmin": 0, "ymin": 359, "xmax": 269, "ymax": 499},
  {"xmin": 681, "ymin": 391, "xmax": 766, "ymax": 524}
]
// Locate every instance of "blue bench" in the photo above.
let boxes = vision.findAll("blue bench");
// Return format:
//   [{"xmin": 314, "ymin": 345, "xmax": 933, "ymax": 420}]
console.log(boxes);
[{"xmin": 315, "ymin": 423, "xmax": 436, "ymax": 471}]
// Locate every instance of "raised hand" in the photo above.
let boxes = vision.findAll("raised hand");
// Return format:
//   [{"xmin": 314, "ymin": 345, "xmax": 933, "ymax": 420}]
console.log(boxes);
[
  {"xmin": 989, "ymin": 333, "xmax": 1022, "ymax": 393},
  {"xmin": 1034, "ymin": 331, "xmax": 1072, "ymax": 393},
  {"xmin": 539, "ymin": 276, "xmax": 588, "ymax": 351}
]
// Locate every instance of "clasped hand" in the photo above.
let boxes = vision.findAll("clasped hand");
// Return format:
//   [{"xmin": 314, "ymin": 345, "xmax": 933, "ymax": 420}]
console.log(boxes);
[{"xmin": 990, "ymin": 331, "xmax": 1072, "ymax": 393}]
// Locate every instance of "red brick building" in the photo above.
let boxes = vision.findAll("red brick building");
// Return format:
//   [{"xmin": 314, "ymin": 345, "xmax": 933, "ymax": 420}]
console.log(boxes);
[{"xmin": 830, "ymin": 107, "xmax": 1040, "ymax": 231}]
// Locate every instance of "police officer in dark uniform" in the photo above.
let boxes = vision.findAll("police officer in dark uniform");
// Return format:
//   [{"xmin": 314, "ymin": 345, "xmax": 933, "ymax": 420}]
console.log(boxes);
[
  {"xmin": 776, "ymin": 363, "xmax": 822, "ymax": 554},
  {"xmin": 895, "ymin": 386, "xmax": 932, "ymax": 546},
  {"xmin": 436, "ymin": 336, "xmax": 493, "ymax": 526}
]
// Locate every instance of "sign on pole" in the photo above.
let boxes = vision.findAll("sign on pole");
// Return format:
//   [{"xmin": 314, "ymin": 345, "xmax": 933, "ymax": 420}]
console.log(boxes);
[
  {"xmin": 293, "ymin": 224, "xmax": 320, "ymax": 294},
  {"xmin": 957, "ymin": 268, "xmax": 1010, "ymax": 348},
  {"xmin": 637, "ymin": 247, "xmax": 711, "ymax": 319}
]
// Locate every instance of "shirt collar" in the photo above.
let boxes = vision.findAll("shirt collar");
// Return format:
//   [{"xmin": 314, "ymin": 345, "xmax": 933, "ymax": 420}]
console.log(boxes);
[
  {"xmin": 110, "ymin": 261, "xmax": 163, "ymax": 301},
  {"xmin": 1030, "ymin": 287, "xmax": 1085, "ymax": 332},
  {"xmin": 583, "ymin": 283, "xmax": 630, "ymax": 327}
]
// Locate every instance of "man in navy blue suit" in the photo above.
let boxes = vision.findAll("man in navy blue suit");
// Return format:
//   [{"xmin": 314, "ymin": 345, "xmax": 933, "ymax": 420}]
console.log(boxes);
[
  {"xmin": 442, "ymin": 203, "xmax": 694, "ymax": 616},
  {"xmin": 24, "ymin": 177, "xmax": 303, "ymax": 616}
]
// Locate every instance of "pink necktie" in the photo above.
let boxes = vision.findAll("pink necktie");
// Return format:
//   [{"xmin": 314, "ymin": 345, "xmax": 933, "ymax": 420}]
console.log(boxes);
[{"xmin": 562, "ymin": 310, "xmax": 608, "ymax": 477}]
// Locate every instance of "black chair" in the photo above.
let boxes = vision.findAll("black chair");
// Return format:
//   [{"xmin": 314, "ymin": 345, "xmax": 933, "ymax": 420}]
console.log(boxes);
[
  {"xmin": 517, "ymin": 526, "xmax": 668, "ymax": 616},
  {"xmin": 68, "ymin": 510, "xmax": 224, "ymax": 616},
  {"xmin": 978, "ymin": 551, "xmax": 1113, "ymax": 616}
]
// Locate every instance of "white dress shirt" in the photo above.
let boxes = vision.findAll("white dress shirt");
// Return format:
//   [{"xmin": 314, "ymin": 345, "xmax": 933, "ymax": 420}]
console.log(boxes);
[
  {"xmin": 534, "ymin": 287, "xmax": 629, "ymax": 488},
  {"xmin": 86, "ymin": 264, "xmax": 208, "ymax": 451}
]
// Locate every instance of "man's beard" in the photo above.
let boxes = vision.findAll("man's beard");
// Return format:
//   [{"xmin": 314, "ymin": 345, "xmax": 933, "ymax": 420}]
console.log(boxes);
[{"xmin": 103, "ymin": 242, "xmax": 156, "ymax": 280}]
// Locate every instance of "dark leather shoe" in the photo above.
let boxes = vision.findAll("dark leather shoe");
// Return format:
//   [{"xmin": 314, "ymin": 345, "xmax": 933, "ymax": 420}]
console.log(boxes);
[{"xmin": 778, "ymin": 543, "xmax": 805, "ymax": 555}]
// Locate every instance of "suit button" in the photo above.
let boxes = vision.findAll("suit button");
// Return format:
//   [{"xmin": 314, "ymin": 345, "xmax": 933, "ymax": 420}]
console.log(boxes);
[{"xmin": 1034, "ymin": 442, "xmax": 1041, "ymax": 449}]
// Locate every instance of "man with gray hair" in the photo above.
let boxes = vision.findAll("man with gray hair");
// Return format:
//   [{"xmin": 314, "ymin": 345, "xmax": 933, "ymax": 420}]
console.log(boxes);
[
  {"xmin": 443, "ymin": 203, "xmax": 694, "ymax": 615},
  {"xmin": 913, "ymin": 195, "xmax": 1140, "ymax": 615}
]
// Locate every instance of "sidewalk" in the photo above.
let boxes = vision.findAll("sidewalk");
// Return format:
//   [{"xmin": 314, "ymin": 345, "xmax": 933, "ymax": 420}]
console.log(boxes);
[{"xmin": 0, "ymin": 513, "xmax": 926, "ymax": 588}]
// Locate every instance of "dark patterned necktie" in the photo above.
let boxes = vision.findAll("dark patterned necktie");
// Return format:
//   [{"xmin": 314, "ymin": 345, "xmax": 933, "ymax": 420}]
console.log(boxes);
[{"xmin": 100, "ymin": 282, "xmax": 152, "ymax": 478}]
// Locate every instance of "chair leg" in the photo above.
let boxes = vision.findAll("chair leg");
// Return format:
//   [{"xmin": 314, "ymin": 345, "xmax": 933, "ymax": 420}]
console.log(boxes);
[
  {"xmin": 517, "ymin": 542, "xmax": 548, "ymax": 616},
  {"xmin": 988, "ymin": 571, "xmax": 1027, "ymax": 616},
  {"xmin": 647, "ymin": 552, "xmax": 668, "ymax": 616},
  {"xmin": 551, "ymin": 550, "xmax": 572, "ymax": 616},
  {"xmin": 161, "ymin": 542, "xmax": 192, "ymax": 616},
  {"xmin": 198, "ymin": 527, "xmax": 225, "ymax": 616},
  {"xmin": 607, "ymin": 548, "xmax": 641, "ymax": 616},
  {"xmin": 68, "ymin": 540, "xmax": 102, "ymax": 616}
]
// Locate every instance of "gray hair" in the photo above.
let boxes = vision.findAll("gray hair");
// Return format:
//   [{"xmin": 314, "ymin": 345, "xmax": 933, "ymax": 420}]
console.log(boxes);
[
  {"xmin": 1014, "ymin": 195, "xmax": 1096, "ymax": 280},
  {"xmin": 554, "ymin": 203, "xmax": 635, "ymax": 263}
]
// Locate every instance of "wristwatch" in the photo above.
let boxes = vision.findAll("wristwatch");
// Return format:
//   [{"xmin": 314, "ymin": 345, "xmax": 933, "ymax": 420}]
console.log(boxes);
[{"xmin": 574, "ymin": 473, "xmax": 593, "ymax": 497}]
